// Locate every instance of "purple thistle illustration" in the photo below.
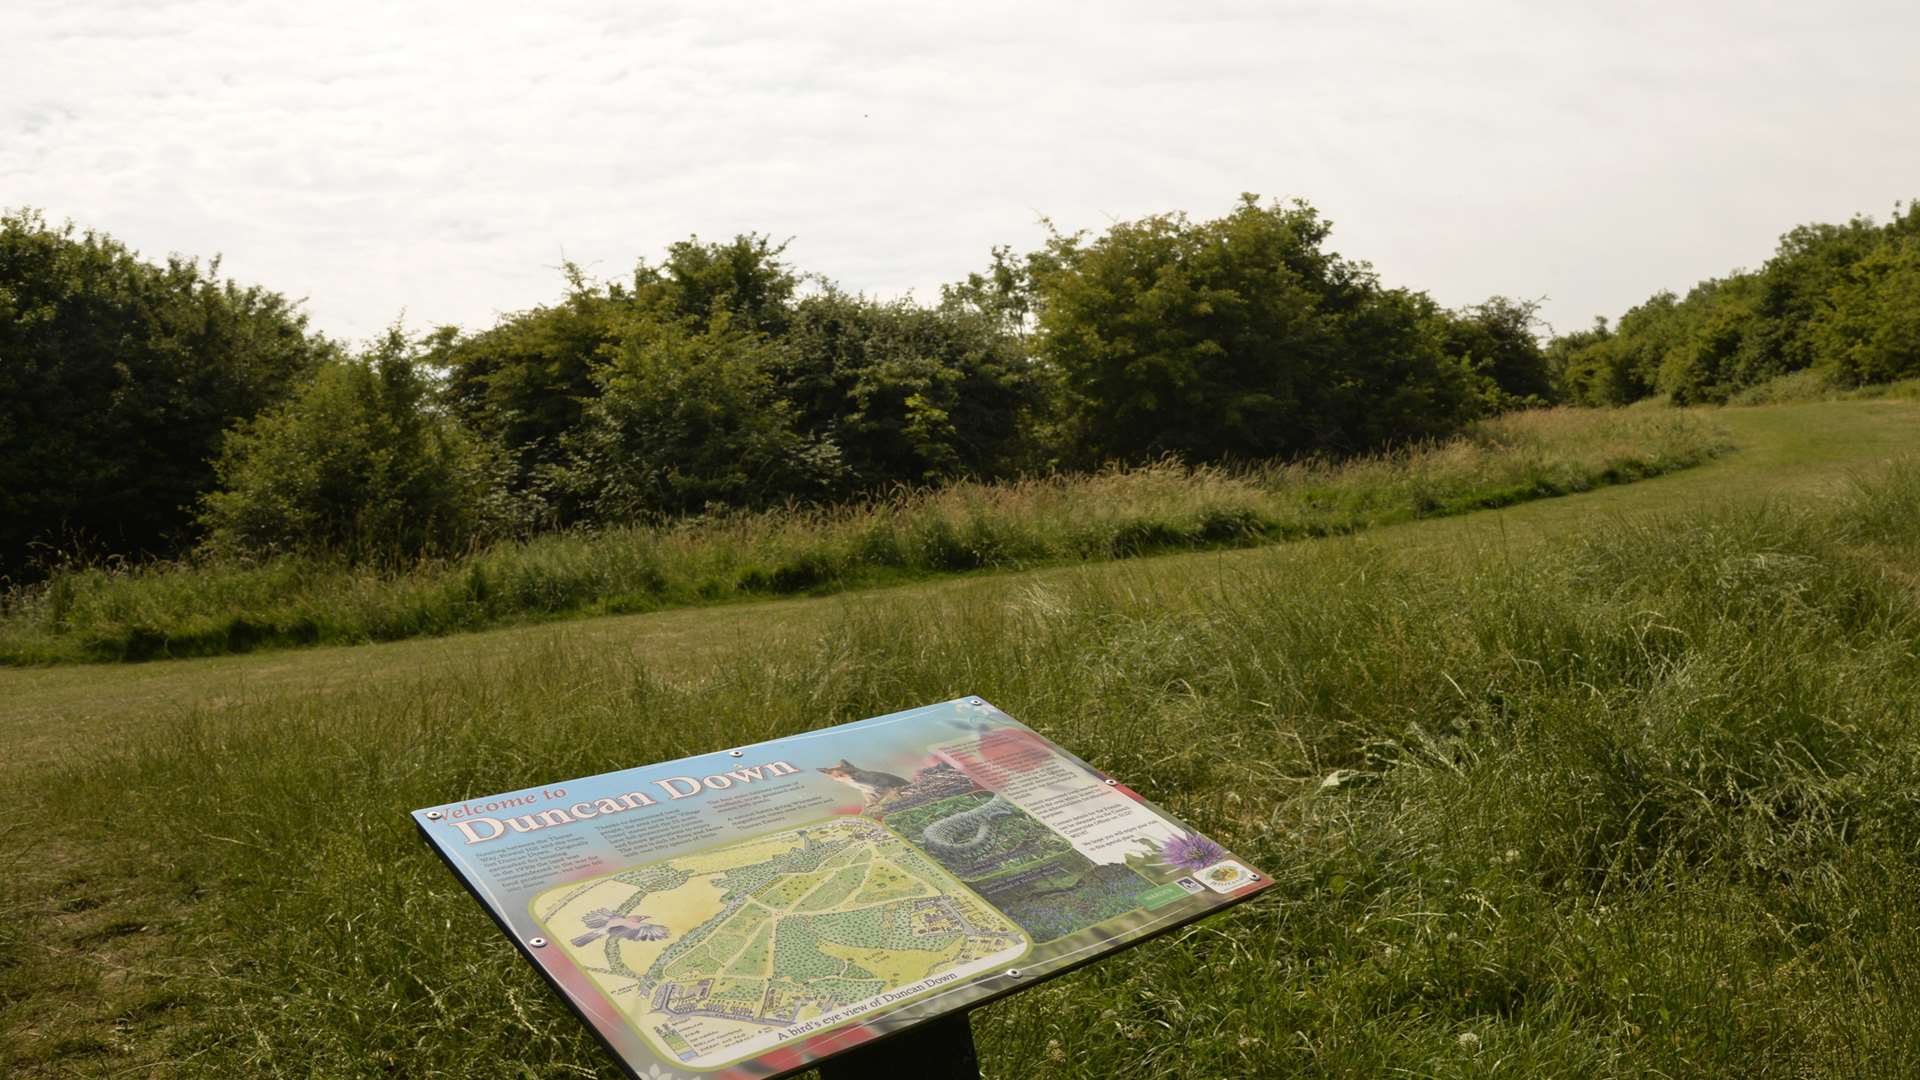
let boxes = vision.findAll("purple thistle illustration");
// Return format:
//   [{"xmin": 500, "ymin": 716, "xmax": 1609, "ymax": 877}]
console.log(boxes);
[{"xmin": 1159, "ymin": 831, "xmax": 1228, "ymax": 872}]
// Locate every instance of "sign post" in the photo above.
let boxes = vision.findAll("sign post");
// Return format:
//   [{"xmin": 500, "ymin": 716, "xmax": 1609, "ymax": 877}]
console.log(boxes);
[
  {"xmin": 816, "ymin": 1011, "xmax": 978, "ymax": 1080},
  {"xmin": 414, "ymin": 697, "xmax": 1270, "ymax": 1079}
]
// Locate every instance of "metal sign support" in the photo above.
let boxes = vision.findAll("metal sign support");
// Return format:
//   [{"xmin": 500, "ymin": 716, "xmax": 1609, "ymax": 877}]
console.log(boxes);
[{"xmin": 818, "ymin": 1012, "xmax": 980, "ymax": 1080}]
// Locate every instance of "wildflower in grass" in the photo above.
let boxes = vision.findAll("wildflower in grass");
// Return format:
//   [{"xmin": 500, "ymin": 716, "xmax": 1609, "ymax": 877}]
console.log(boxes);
[
  {"xmin": 1457, "ymin": 1032, "xmax": 1481, "ymax": 1054},
  {"xmin": 1159, "ymin": 831, "xmax": 1228, "ymax": 872}
]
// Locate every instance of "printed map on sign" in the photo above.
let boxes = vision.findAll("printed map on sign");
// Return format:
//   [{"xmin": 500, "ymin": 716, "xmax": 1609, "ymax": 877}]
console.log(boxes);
[
  {"xmin": 531, "ymin": 816, "xmax": 1026, "ymax": 1070},
  {"xmin": 417, "ymin": 697, "xmax": 1271, "ymax": 1079}
]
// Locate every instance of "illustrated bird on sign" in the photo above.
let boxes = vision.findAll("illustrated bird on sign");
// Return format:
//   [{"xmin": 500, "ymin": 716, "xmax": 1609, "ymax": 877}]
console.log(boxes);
[{"xmin": 570, "ymin": 908, "xmax": 671, "ymax": 948}]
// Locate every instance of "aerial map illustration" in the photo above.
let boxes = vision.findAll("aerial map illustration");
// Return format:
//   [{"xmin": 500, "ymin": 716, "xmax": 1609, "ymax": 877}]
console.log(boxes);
[
  {"xmin": 532, "ymin": 816, "xmax": 1027, "ymax": 1069},
  {"xmin": 416, "ymin": 697, "xmax": 1270, "ymax": 1079},
  {"xmin": 879, "ymin": 771, "xmax": 1164, "ymax": 942}
]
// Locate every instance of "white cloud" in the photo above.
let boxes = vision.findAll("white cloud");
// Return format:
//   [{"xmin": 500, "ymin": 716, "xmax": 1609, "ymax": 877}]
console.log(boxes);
[{"xmin": 5, "ymin": 0, "xmax": 1918, "ymax": 342}]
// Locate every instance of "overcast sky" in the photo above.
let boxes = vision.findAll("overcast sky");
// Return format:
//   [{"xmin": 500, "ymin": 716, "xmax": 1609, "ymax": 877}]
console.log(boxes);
[{"xmin": 6, "ymin": 0, "xmax": 1918, "ymax": 345}]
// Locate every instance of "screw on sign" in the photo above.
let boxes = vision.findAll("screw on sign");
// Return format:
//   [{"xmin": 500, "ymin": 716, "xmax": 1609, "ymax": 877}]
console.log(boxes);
[{"xmin": 411, "ymin": 696, "xmax": 1272, "ymax": 1079}]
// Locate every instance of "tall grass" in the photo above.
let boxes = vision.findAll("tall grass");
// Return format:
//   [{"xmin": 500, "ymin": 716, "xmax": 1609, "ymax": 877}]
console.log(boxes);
[
  {"xmin": 0, "ymin": 408, "xmax": 1728, "ymax": 664},
  {"xmin": 6, "ymin": 457, "xmax": 1919, "ymax": 1077}
]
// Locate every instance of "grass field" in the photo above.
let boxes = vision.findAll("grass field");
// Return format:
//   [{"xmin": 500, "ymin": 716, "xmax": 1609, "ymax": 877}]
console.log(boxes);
[
  {"xmin": 3, "ymin": 399, "xmax": 1919, "ymax": 1078},
  {"xmin": 0, "ymin": 407, "xmax": 1725, "ymax": 665}
]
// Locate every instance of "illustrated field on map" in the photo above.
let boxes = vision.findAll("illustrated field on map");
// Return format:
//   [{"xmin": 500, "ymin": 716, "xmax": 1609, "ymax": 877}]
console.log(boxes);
[
  {"xmin": 530, "ymin": 816, "xmax": 1028, "ymax": 1069},
  {"xmin": 882, "ymin": 786, "xmax": 1161, "ymax": 942}
]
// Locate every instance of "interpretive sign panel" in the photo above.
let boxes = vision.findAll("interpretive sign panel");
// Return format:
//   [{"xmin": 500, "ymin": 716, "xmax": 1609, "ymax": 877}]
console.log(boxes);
[{"xmin": 414, "ymin": 697, "xmax": 1270, "ymax": 1079}]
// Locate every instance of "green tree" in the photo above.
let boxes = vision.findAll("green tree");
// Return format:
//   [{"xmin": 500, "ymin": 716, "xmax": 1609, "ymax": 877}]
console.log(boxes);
[
  {"xmin": 439, "ymin": 235, "xmax": 800, "ymax": 522},
  {"xmin": 1544, "ymin": 318, "xmax": 1616, "ymax": 406},
  {"xmin": 1433, "ymin": 296, "xmax": 1558, "ymax": 406},
  {"xmin": 561, "ymin": 315, "xmax": 840, "ymax": 519},
  {"xmin": 1737, "ymin": 216, "xmax": 1886, "ymax": 382},
  {"xmin": 1562, "ymin": 291, "xmax": 1695, "ymax": 405},
  {"xmin": 434, "ymin": 267, "xmax": 620, "ymax": 523},
  {"xmin": 200, "ymin": 331, "xmax": 497, "ymax": 561},
  {"xmin": 939, "ymin": 244, "xmax": 1054, "ymax": 343},
  {"xmin": 1814, "ymin": 232, "xmax": 1920, "ymax": 385},
  {"xmin": 774, "ymin": 289, "xmax": 1050, "ymax": 488},
  {"xmin": 0, "ymin": 210, "xmax": 332, "ymax": 573},
  {"xmin": 1034, "ymin": 195, "xmax": 1480, "ymax": 462},
  {"xmin": 634, "ymin": 233, "xmax": 798, "ymax": 335},
  {"xmin": 1332, "ymin": 287, "xmax": 1486, "ymax": 448},
  {"xmin": 1656, "ymin": 277, "xmax": 1762, "ymax": 405}
]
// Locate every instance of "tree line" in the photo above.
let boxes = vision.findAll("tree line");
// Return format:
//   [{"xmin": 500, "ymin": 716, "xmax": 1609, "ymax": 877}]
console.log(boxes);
[
  {"xmin": 1550, "ymin": 202, "xmax": 1920, "ymax": 405},
  {"xmin": 6, "ymin": 193, "xmax": 1909, "ymax": 575}
]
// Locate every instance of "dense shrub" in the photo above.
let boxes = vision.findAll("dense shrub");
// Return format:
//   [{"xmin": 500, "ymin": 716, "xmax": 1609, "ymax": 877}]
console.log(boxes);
[
  {"xmin": 1032, "ymin": 195, "xmax": 1484, "ymax": 463},
  {"xmin": 776, "ymin": 288, "xmax": 1052, "ymax": 487},
  {"xmin": 0, "ymin": 210, "xmax": 333, "ymax": 574},
  {"xmin": 199, "ymin": 331, "xmax": 499, "ymax": 561},
  {"xmin": 1430, "ymin": 295, "xmax": 1558, "ymax": 407},
  {"xmin": 1813, "ymin": 232, "xmax": 1920, "ymax": 385},
  {"xmin": 561, "ymin": 315, "xmax": 841, "ymax": 519},
  {"xmin": 437, "ymin": 236, "xmax": 800, "ymax": 523}
]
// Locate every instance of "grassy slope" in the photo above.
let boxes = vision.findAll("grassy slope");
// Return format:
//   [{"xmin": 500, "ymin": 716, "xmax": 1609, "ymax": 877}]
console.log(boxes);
[
  {"xmin": 3, "ymin": 398, "xmax": 1918, "ymax": 1078},
  {"xmin": 2, "ymin": 401, "xmax": 1905, "ymax": 771},
  {"xmin": 0, "ymin": 408, "xmax": 1723, "ymax": 665}
]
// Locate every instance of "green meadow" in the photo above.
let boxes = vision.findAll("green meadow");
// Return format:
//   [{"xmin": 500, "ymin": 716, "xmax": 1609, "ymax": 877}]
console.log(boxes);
[{"xmin": 4, "ymin": 398, "xmax": 1920, "ymax": 1079}]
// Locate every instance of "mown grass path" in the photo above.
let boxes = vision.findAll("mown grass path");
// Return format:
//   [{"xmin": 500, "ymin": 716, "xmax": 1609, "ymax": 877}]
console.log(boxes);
[{"xmin": 3, "ymin": 400, "xmax": 1914, "ymax": 770}]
